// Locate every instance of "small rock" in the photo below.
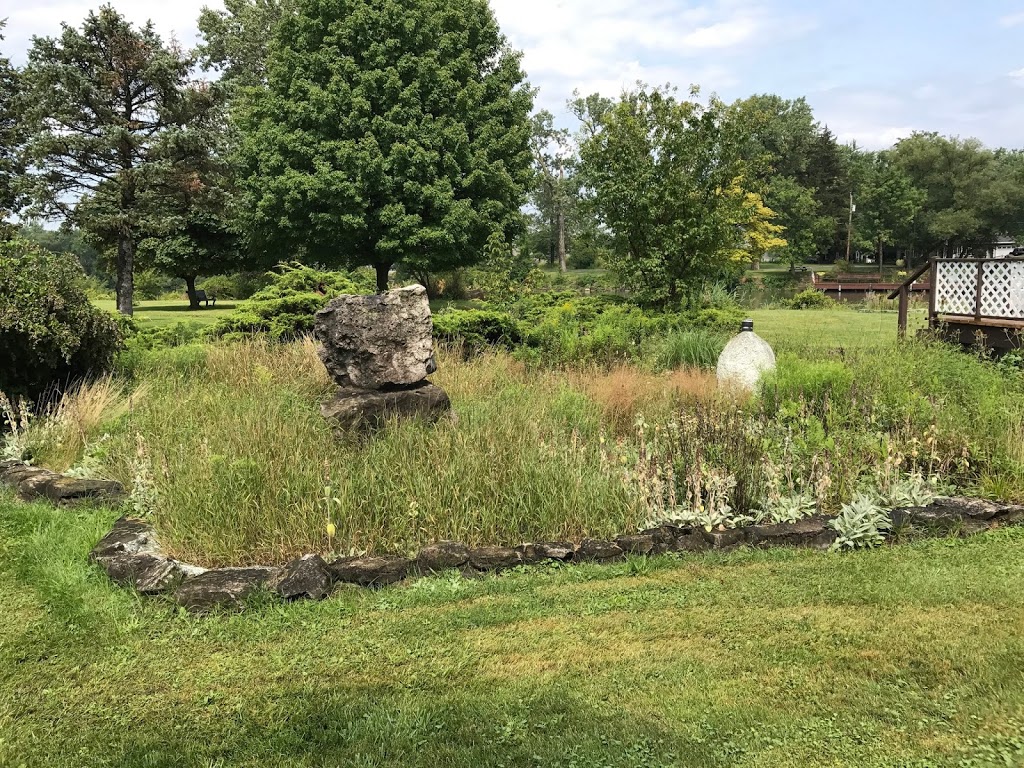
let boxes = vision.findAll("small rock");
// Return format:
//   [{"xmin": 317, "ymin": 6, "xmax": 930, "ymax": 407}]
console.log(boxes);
[
  {"xmin": 328, "ymin": 555, "xmax": 409, "ymax": 586},
  {"xmin": 930, "ymin": 497, "xmax": 1003, "ymax": 521},
  {"xmin": 0, "ymin": 463, "xmax": 49, "ymax": 485},
  {"xmin": 533, "ymin": 541, "xmax": 576, "ymax": 562},
  {"xmin": 99, "ymin": 553, "xmax": 187, "ymax": 594},
  {"xmin": 468, "ymin": 546, "xmax": 523, "ymax": 571},
  {"xmin": 615, "ymin": 534, "xmax": 656, "ymax": 556},
  {"xmin": 746, "ymin": 516, "xmax": 837, "ymax": 550},
  {"xmin": 269, "ymin": 554, "xmax": 333, "ymax": 600},
  {"xmin": 576, "ymin": 539, "xmax": 624, "ymax": 561},
  {"xmin": 958, "ymin": 519, "xmax": 992, "ymax": 538},
  {"xmin": 173, "ymin": 567, "xmax": 279, "ymax": 612},
  {"xmin": 321, "ymin": 382, "xmax": 451, "ymax": 433},
  {"xmin": 39, "ymin": 475, "xmax": 124, "ymax": 504},
  {"xmin": 638, "ymin": 526, "xmax": 680, "ymax": 554},
  {"xmin": 90, "ymin": 517, "xmax": 161, "ymax": 560},
  {"xmin": 416, "ymin": 540, "xmax": 470, "ymax": 572},
  {"xmin": 999, "ymin": 505, "xmax": 1024, "ymax": 524},
  {"xmin": 700, "ymin": 528, "xmax": 746, "ymax": 550}
]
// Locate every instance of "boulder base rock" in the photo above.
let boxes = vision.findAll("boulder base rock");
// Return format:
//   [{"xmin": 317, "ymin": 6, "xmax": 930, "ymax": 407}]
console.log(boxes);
[
  {"xmin": 270, "ymin": 554, "xmax": 333, "ymax": 600},
  {"xmin": 321, "ymin": 382, "xmax": 451, "ymax": 433},
  {"xmin": 328, "ymin": 555, "xmax": 409, "ymax": 586},
  {"xmin": 314, "ymin": 285, "xmax": 435, "ymax": 389},
  {"xmin": 174, "ymin": 567, "xmax": 278, "ymax": 612}
]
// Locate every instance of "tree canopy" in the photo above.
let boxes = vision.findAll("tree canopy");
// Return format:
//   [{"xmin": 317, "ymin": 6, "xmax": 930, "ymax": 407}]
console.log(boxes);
[
  {"xmin": 0, "ymin": 21, "xmax": 25, "ymax": 222},
  {"xmin": 576, "ymin": 86, "xmax": 782, "ymax": 304},
  {"xmin": 234, "ymin": 0, "xmax": 534, "ymax": 291}
]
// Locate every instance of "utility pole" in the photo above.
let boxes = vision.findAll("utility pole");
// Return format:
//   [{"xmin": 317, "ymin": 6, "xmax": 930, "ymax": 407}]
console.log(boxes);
[
  {"xmin": 845, "ymin": 193, "xmax": 854, "ymax": 265},
  {"xmin": 557, "ymin": 162, "xmax": 567, "ymax": 273}
]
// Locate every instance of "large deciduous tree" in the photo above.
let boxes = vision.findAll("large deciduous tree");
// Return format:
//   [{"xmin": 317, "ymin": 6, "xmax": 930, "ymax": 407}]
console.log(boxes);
[
  {"xmin": 235, "ymin": 0, "xmax": 534, "ymax": 292},
  {"xmin": 576, "ymin": 85, "xmax": 777, "ymax": 305},
  {"xmin": 21, "ymin": 6, "xmax": 194, "ymax": 315},
  {"xmin": 197, "ymin": 0, "xmax": 292, "ymax": 89},
  {"xmin": 0, "ymin": 21, "xmax": 25, "ymax": 223}
]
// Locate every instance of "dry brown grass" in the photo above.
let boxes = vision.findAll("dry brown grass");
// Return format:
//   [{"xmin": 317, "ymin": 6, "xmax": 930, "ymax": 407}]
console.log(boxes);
[
  {"xmin": 570, "ymin": 365, "xmax": 719, "ymax": 434},
  {"xmin": 28, "ymin": 376, "xmax": 148, "ymax": 471}
]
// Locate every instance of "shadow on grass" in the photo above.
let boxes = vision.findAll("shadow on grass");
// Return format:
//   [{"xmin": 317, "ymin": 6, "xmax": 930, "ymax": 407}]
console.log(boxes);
[
  {"xmin": 107, "ymin": 682, "xmax": 716, "ymax": 768},
  {"xmin": 135, "ymin": 302, "xmax": 237, "ymax": 313}
]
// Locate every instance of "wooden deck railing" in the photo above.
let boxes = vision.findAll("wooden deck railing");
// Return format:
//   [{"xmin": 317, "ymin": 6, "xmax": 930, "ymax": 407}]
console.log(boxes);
[
  {"xmin": 887, "ymin": 261, "xmax": 932, "ymax": 338},
  {"xmin": 889, "ymin": 257, "xmax": 1024, "ymax": 338}
]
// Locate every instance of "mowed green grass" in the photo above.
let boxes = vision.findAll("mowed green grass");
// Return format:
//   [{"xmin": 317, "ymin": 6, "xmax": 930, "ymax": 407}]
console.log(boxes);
[
  {"xmin": 93, "ymin": 298, "xmax": 237, "ymax": 329},
  {"xmin": 94, "ymin": 297, "xmax": 928, "ymax": 352},
  {"xmin": 749, "ymin": 307, "xmax": 929, "ymax": 352},
  {"xmin": 2, "ymin": 490, "xmax": 1024, "ymax": 767}
]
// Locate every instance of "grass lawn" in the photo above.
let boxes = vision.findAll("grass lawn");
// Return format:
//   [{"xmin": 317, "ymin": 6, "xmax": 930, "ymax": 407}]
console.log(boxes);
[
  {"xmin": 748, "ymin": 307, "xmax": 929, "ymax": 352},
  {"xmin": 2, "ymin": 490, "xmax": 1024, "ymax": 766},
  {"xmin": 93, "ymin": 299, "xmax": 238, "ymax": 329}
]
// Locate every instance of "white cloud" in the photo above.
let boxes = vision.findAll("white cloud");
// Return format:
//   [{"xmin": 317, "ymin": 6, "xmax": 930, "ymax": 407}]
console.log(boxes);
[
  {"xmin": 999, "ymin": 11, "xmax": 1024, "ymax": 28},
  {"xmin": 1009, "ymin": 67, "xmax": 1024, "ymax": 82},
  {"xmin": 490, "ymin": 0, "xmax": 813, "ymax": 119}
]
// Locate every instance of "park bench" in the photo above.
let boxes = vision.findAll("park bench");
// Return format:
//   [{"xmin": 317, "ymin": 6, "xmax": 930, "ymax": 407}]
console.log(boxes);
[{"xmin": 194, "ymin": 289, "xmax": 216, "ymax": 308}]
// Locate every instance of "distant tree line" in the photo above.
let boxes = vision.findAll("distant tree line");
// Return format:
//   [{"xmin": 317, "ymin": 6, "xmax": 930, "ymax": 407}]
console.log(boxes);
[{"xmin": 2, "ymin": 6, "xmax": 1023, "ymax": 313}]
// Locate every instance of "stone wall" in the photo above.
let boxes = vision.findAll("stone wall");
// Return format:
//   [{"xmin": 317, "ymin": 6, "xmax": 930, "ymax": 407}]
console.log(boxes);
[{"xmin": 3, "ymin": 460, "xmax": 1022, "ymax": 613}]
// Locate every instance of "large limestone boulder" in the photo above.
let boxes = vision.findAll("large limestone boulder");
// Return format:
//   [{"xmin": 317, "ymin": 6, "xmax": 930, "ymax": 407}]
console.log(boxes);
[
  {"xmin": 716, "ymin": 319, "xmax": 776, "ymax": 392},
  {"xmin": 314, "ymin": 285, "xmax": 436, "ymax": 389}
]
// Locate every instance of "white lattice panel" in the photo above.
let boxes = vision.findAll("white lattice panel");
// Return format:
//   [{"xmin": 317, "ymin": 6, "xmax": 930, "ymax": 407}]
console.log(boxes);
[
  {"xmin": 935, "ymin": 261, "xmax": 978, "ymax": 315},
  {"xmin": 980, "ymin": 261, "xmax": 1024, "ymax": 319}
]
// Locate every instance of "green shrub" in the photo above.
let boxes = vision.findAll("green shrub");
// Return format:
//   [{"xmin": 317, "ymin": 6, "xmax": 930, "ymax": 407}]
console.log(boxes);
[
  {"xmin": 133, "ymin": 268, "xmax": 183, "ymax": 301},
  {"xmin": 211, "ymin": 263, "xmax": 374, "ymax": 340},
  {"xmin": 786, "ymin": 289, "xmax": 836, "ymax": 309},
  {"xmin": 433, "ymin": 309, "xmax": 522, "ymax": 350},
  {"xmin": 198, "ymin": 275, "xmax": 239, "ymax": 299},
  {"xmin": 0, "ymin": 238, "xmax": 123, "ymax": 402}
]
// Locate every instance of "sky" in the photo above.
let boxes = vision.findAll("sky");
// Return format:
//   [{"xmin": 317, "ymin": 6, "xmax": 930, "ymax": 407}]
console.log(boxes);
[{"xmin": 4, "ymin": 0, "xmax": 1024, "ymax": 149}]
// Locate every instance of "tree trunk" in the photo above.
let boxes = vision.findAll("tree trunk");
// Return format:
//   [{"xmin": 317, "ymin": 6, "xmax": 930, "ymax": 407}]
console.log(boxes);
[
  {"xmin": 877, "ymin": 237, "xmax": 883, "ymax": 268},
  {"xmin": 557, "ymin": 205, "xmax": 567, "ymax": 273},
  {"xmin": 115, "ymin": 233, "xmax": 134, "ymax": 316},
  {"xmin": 374, "ymin": 262, "xmax": 392, "ymax": 293},
  {"xmin": 548, "ymin": 210, "xmax": 556, "ymax": 265},
  {"xmin": 185, "ymin": 275, "xmax": 199, "ymax": 309}
]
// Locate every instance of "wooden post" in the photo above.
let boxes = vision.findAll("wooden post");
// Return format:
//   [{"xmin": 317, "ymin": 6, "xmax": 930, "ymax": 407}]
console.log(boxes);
[
  {"xmin": 898, "ymin": 286, "xmax": 909, "ymax": 338},
  {"xmin": 928, "ymin": 258, "xmax": 938, "ymax": 329},
  {"xmin": 974, "ymin": 260, "xmax": 984, "ymax": 321}
]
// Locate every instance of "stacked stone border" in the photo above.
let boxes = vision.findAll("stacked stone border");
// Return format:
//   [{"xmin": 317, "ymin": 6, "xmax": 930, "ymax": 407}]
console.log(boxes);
[{"xmin": 4, "ymin": 459, "xmax": 1024, "ymax": 613}]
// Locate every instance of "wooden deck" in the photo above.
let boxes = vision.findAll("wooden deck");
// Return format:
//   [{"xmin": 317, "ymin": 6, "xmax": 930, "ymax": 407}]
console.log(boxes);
[{"xmin": 890, "ymin": 258, "xmax": 1024, "ymax": 351}]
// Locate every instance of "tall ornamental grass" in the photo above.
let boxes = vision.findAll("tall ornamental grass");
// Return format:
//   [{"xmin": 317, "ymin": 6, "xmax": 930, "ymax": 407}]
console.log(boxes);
[{"xmin": 99, "ymin": 342, "xmax": 643, "ymax": 565}]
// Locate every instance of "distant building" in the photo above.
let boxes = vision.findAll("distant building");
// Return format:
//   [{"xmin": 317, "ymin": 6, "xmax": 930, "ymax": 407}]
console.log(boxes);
[{"xmin": 952, "ymin": 235, "xmax": 1020, "ymax": 259}]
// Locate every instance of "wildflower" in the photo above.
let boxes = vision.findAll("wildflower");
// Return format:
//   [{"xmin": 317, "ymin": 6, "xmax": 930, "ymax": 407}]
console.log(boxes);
[{"xmin": 326, "ymin": 522, "xmax": 336, "ymax": 538}]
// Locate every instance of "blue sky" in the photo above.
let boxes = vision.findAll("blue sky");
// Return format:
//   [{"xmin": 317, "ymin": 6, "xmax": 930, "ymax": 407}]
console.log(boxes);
[{"xmin": 4, "ymin": 0, "xmax": 1024, "ymax": 148}]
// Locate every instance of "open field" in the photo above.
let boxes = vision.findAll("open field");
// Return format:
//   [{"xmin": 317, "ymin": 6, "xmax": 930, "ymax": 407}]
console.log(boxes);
[
  {"xmin": 96, "ymin": 298, "xmax": 928, "ymax": 352},
  {"xmin": 749, "ymin": 307, "xmax": 929, "ymax": 352},
  {"xmin": 2, "ymin": 490, "xmax": 1024, "ymax": 767},
  {"xmin": 93, "ymin": 299, "xmax": 238, "ymax": 329}
]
